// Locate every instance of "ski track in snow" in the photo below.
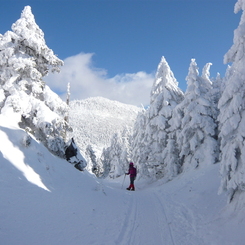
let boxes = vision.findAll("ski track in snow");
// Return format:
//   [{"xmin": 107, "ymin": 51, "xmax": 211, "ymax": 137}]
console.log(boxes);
[
  {"xmin": 113, "ymin": 189, "xmax": 181, "ymax": 245},
  {"xmin": 114, "ymin": 193, "xmax": 138, "ymax": 245},
  {"xmin": 110, "ymin": 186, "xmax": 209, "ymax": 245},
  {"xmin": 153, "ymin": 192, "xmax": 175, "ymax": 245},
  {"xmin": 155, "ymin": 192, "xmax": 200, "ymax": 245}
]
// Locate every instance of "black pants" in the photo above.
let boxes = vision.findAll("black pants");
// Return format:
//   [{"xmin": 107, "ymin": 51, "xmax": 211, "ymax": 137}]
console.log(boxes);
[{"xmin": 130, "ymin": 176, "xmax": 135, "ymax": 185}]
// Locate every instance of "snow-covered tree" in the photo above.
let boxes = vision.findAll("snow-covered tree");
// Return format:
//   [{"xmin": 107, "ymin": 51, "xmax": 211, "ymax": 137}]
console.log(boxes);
[
  {"xmin": 161, "ymin": 102, "xmax": 184, "ymax": 181},
  {"xmin": 0, "ymin": 6, "xmax": 78, "ymax": 160},
  {"xmin": 218, "ymin": 0, "xmax": 245, "ymax": 201},
  {"xmin": 101, "ymin": 129, "xmax": 131, "ymax": 179},
  {"xmin": 66, "ymin": 82, "xmax": 70, "ymax": 106},
  {"xmin": 161, "ymin": 130, "xmax": 181, "ymax": 181},
  {"xmin": 85, "ymin": 144, "xmax": 102, "ymax": 176},
  {"xmin": 211, "ymin": 73, "xmax": 223, "ymax": 113},
  {"xmin": 0, "ymin": 6, "xmax": 63, "ymax": 96},
  {"xmin": 100, "ymin": 147, "xmax": 111, "ymax": 178},
  {"xmin": 109, "ymin": 131, "xmax": 129, "ymax": 178},
  {"xmin": 133, "ymin": 57, "xmax": 184, "ymax": 179},
  {"xmin": 131, "ymin": 109, "xmax": 150, "ymax": 178},
  {"xmin": 64, "ymin": 83, "xmax": 71, "ymax": 141},
  {"xmin": 177, "ymin": 59, "xmax": 219, "ymax": 171}
]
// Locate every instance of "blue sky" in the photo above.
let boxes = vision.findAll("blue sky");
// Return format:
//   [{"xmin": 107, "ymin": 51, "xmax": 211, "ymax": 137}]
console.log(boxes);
[{"xmin": 0, "ymin": 0, "xmax": 240, "ymax": 106}]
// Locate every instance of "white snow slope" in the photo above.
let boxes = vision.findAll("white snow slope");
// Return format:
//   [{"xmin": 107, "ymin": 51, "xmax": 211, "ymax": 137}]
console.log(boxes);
[{"xmin": 1, "ymin": 113, "xmax": 245, "ymax": 245}]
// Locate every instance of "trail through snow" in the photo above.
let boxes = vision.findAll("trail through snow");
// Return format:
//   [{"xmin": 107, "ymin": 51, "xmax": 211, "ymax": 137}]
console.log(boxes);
[
  {"xmin": 106, "ymin": 184, "xmax": 205, "ymax": 245},
  {"xmin": 114, "ymin": 191, "xmax": 171, "ymax": 245},
  {"xmin": 100, "ymin": 163, "xmax": 232, "ymax": 245}
]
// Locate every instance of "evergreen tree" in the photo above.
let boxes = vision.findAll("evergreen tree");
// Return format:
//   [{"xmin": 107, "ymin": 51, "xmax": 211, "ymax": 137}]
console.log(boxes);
[
  {"xmin": 161, "ymin": 106, "xmax": 183, "ymax": 182},
  {"xmin": 64, "ymin": 83, "xmax": 71, "ymax": 141},
  {"xmin": 177, "ymin": 59, "xmax": 218, "ymax": 171},
  {"xmin": 100, "ymin": 147, "xmax": 111, "ymax": 178},
  {"xmin": 0, "ymin": 6, "xmax": 73, "ymax": 158},
  {"xmin": 212, "ymin": 73, "xmax": 223, "ymax": 112},
  {"xmin": 85, "ymin": 144, "xmax": 100, "ymax": 175},
  {"xmin": 136, "ymin": 57, "xmax": 184, "ymax": 179},
  {"xmin": 131, "ymin": 109, "xmax": 150, "ymax": 178},
  {"xmin": 66, "ymin": 83, "xmax": 71, "ymax": 107},
  {"xmin": 103, "ymin": 133, "xmax": 123, "ymax": 178},
  {"xmin": 218, "ymin": 0, "xmax": 245, "ymax": 201},
  {"xmin": 0, "ymin": 6, "xmax": 63, "ymax": 96},
  {"xmin": 100, "ymin": 129, "xmax": 131, "ymax": 179}
]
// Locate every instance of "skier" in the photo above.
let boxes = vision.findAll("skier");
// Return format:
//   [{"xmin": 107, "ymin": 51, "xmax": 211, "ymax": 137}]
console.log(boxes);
[{"xmin": 126, "ymin": 162, "xmax": 137, "ymax": 191}]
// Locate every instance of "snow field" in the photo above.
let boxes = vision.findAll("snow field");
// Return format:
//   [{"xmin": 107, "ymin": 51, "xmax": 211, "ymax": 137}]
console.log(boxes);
[{"xmin": 1, "ymin": 120, "xmax": 245, "ymax": 245}]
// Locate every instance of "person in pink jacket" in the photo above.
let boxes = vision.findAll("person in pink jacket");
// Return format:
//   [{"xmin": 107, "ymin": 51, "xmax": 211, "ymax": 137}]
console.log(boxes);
[{"xmin": 126, "ymin": 162, "xmax": 137, "ymax": 191}]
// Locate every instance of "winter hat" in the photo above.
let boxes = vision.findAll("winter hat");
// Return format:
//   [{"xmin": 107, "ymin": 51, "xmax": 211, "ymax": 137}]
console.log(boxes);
[{"xmin": 129, "ymin": 162, "xmax": 134, "ymax": 166}]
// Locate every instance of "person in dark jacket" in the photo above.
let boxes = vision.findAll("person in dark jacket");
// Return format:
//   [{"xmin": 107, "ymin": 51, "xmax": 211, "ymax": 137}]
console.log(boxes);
[{"xmin": 126, "ymin": 162, "xmax": 137, "ymax": 191}]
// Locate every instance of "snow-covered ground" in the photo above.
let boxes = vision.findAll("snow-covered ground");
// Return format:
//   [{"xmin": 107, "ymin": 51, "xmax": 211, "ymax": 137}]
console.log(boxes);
[{"xmin": 1, "ymin": 112, "xmax": 245, "ymax": 245}]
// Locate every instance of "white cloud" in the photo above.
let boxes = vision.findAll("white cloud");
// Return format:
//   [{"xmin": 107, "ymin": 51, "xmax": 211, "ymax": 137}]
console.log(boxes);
[{"xmin": 44, "ymin": 53, "xmax": 154, "ymax": 106}]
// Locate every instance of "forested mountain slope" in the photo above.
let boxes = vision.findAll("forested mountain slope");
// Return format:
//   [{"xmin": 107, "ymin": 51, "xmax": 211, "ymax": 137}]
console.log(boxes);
[{"xmin": 69, "ymin": 97, "xmax": 141, "ymax": 155}]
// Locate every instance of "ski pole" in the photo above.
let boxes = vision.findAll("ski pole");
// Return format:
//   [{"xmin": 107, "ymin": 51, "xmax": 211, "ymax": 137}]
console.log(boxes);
[{"xmin": 121, "ymin": 174, "xmax": 126, "ymax": 189}]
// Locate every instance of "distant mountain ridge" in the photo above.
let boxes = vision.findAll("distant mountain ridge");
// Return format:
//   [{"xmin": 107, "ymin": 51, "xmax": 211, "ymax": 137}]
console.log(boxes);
[{"xmin": 69, "ymin": 97, "xmax": 141, "ymax": 156}]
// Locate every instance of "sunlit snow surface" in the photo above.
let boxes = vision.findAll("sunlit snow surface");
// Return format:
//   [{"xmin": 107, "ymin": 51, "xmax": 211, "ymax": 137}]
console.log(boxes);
[
  {"xmin": 1, "ymin": 112, "xmax": 245, "ymax": 245},
  {"xmin": 0, "ymin": 113, "xmax": 49, "ymax": 191}
]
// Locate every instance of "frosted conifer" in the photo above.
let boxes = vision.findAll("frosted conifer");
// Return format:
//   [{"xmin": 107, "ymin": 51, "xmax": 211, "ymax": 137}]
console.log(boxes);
[
  {"xmin": 131, "ymin": 109, "xmax": 150, "ymax": 178},
  {"xmin": 133, "ymin": 57, "xmax": 184, "ymax": 179},
  {"xmin": 219, "ymin": 0, "xmax": 245, "ymax": 201},
  {"xmin": 0, "ymin": 6, "xmax": 73, "ymax": 158},
  {"xmin": 177, "ymin": 60, "xmax": 218, "ymax": 171}
]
